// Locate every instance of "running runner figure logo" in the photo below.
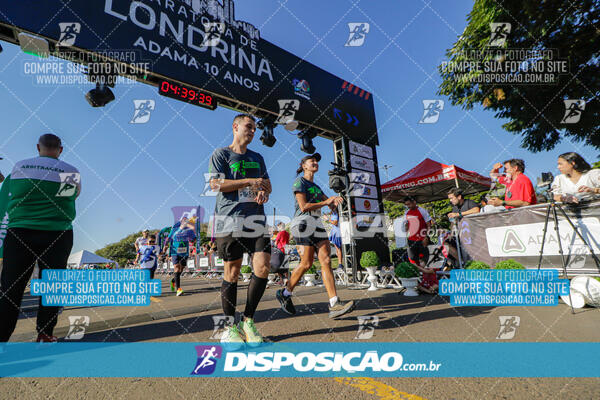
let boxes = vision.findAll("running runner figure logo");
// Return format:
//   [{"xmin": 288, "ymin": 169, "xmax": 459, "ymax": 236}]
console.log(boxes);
[
  {"xmin": 488, "ymin": 22, "xmax": 511, "ymax": 47},
  {"xmin": 419, "ymin": 100, "xmax": 444, "ymax": 124},
  {"xmin": 210, "ymin": 316, "xmax": 235, "ymax": 339},
  {"xmin": 276, "ymin": 100, "xmax": 300, "ymax": 124},
  {"xmin": 130, "ymin": 100, "xmax": 156, "ymax": 124},
  {"xmin": 57, "ymin": 23, "xmax": 81, "ymax": 47},
  {"xmin": 561, "ymin": 100, "xmax": 585, "ymax": 124},
  {"xmin": 497, "ymin": 316, "xmax": 520, "ymax": 339},
  {"xmin": 191, "ymin": 345, "xmax": 223, "ymax": 375},
  {"xmin": 202, "ymin": 22, "xmax": 226, "ymax": 47},
  {"xmin": 56, "ymin": 172, "xmax": 80, "ymax": 197},
  {"xmin": 201, "ymin": 172, "xmax": 225, "ymax": 196},
  {"xmin": 355, "ymin": 316, "xmax": 379, "ymax": 339},
  {"xmin": 65, "ymin": 316, "xmax": 90, "ymax": 340},
  {"xmin": 345, "ymin": 23, "xmax": 370, "ymax": 47}
]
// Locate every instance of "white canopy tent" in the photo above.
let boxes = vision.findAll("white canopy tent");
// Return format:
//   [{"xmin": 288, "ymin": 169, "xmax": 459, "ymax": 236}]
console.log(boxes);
[{"xmin": 67, "ymin": 250, "xmax": 119, "ymax": 269}]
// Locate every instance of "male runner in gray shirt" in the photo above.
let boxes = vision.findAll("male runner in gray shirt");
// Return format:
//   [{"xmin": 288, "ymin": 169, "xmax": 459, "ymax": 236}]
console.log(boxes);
[{"xmin": 208, "ymin": 114, "xmax": 271, "ymax": 348}]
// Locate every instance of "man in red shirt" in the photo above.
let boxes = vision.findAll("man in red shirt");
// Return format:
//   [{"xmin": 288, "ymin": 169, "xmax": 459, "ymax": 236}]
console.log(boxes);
[
  {"xmin": 402, "ymin": 196, "xmax": 433, "ymax": 264},
  {"xmin": 275, "ymin": 222, "xmax": 289, "ymax": 253},
  {"xmin": 489, "ymin": 159, "xmax": 537, "ymax": 209}
]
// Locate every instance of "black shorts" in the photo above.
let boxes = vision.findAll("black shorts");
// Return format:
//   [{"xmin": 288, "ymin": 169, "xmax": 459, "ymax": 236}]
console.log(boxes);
[
  {"xmin": 171, "ymin": 255, "xmax": 188, "ymax": 266},
  {"xmin": 216, "ymin": 234, "xmax": 271, "ymax": 262},
  {"xmin": 407, "ymin": 239, "xmax": 429, "ymax": 264},
  {"xmin": 291, "ymin": 218, "xmax": 329, "ymax": 248}
]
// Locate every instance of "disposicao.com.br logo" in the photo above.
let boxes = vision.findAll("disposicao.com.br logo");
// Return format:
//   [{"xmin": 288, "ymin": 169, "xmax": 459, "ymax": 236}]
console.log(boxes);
[{"xmin": 222, "ymin": 351, "xmax": 441, "ymax": 374}]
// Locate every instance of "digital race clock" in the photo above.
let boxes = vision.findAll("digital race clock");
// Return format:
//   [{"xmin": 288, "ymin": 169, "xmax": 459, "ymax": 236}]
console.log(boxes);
[{"xmin": 158, "ymin": 80, "xmax": 217, "ymax": 110}]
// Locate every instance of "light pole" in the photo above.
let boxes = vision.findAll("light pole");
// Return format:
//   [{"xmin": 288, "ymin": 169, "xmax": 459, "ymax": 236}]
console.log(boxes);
[{"xmin": 381, "ymin": 164, "xmax": 393, "ymax": 182}]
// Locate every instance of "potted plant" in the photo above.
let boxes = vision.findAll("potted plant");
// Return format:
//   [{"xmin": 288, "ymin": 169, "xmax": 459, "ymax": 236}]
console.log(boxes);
[
  {"xmin": 304, "ymin": 264, "xmax": 318, "ymax": 286},
  {"xmin": 360, "ymin": 251, "xmax": 380, "ymax": 291},
  {"xmin": 465, "ymin": 260, "xmax": 491, "ymax": 270},
  {"xmin": 395, "ymin": 262, "xmax": 420, "ymax": 296},
  {"xmin": 240, "ymin": 265, "xmax": 252, "ymax": 282},
  {"xmin": 494, "ymin": 259, "xmax": 525, "ymax": 270}
]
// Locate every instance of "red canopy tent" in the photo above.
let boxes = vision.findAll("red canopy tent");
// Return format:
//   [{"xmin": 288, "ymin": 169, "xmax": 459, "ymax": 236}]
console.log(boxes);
[{"xmin": 381, "ymin": 158, "xmax": 492, "ymax": 203}]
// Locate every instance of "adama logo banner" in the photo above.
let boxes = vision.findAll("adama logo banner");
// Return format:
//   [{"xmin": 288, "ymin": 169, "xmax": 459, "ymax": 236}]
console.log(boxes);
[{"xmin": 484, "ymin": 217, "xmax": 600, "ymax": 257}]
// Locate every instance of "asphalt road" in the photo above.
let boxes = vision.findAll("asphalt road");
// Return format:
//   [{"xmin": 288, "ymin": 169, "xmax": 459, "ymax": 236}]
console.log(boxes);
[{"xmin": 2, "ymin": 275, "xmax": 599, "ymax": 399}]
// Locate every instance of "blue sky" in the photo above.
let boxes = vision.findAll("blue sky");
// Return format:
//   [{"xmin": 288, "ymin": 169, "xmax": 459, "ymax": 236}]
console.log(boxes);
[{"xmin": 0, "ymin": 0, "xmax": 597, "ymax": 253}]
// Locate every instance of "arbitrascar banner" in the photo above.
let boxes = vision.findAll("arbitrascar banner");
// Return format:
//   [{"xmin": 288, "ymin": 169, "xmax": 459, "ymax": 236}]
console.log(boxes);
[{"xmin": 460, "ymin": 200, "xmax": 600, "ymax": 273}]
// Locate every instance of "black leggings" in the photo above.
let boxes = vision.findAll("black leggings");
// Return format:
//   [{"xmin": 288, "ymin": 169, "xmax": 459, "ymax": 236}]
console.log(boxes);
[{"xmin": 0, "ymin": 228, "xmax": 73, "ymax": 341}]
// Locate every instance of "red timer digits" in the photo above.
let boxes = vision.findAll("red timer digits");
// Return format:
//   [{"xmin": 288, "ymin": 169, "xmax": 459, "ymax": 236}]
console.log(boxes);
[{"xmin": 158, "ymin": 80, "xmax": 217, "ymax": 111}]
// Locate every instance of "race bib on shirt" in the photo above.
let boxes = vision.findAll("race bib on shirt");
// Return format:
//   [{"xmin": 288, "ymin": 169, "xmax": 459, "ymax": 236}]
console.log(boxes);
[
  {"xmin": 238, "ymin": 186, "xmax": 257, "ymax": 203},
  {"xmin": 176, "ymin": 245, "xmax": 188, "ymax": 254}
]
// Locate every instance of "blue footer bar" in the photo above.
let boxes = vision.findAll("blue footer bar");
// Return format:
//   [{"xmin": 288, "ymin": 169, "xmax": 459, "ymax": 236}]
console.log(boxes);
[{"xmin": 1, "ymin": 342, "xmax": 598, "ymax": 377}]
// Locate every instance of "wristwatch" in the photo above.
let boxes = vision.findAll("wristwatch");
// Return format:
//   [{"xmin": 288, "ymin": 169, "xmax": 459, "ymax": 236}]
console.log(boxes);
[{"xmin": 502, "ymin": 200, "xmax": 506, "ymax": 206}]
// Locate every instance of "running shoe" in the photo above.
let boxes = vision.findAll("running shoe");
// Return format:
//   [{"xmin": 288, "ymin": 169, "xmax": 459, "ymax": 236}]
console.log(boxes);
[
  {"xmin": 239, "ymin": 318, "xmax": 263, "ymax": 347},
  {"xmin": 276, "ymin": 289, "xmax": 296, "ymax": 315},
  {"xmin": 170, "ymin": 279, "xmax": 175, "ymax": 292},
  {"xmin": 328, "ymin": 299, "xmax": 355, "ymax": 319},
  {"xmin": 220, "ymin": 325, "xmax": 245, "ymax": 350},
  {"xmin": 36, "ymin": 333, "xmax": 58, "ymax": 343},
  {"xmin": 176, "ymin": 288, "xmax": 184, "ymax": 296}
]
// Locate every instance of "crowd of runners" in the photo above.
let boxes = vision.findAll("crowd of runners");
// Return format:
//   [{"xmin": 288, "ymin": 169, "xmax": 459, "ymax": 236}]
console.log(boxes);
[{"xmin": 0, "ymin": 114, "xmax": 356, "ymax": 345}]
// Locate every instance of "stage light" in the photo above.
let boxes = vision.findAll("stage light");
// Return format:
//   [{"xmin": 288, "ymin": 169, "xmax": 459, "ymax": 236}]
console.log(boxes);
[
  {"xmin": 284, "ymin": 120, "xmax": 298, "ymax": 131},
  {"xmin": 298, "ymin": 127, "xmax": 318, "ymax": 154},
  {"xmin": 85, "ymin": 83, "xmax": 115, "ymax": 107},
  {"xmin": 257, "ymin": 118, "xmax": 277, "ymax": 147}
]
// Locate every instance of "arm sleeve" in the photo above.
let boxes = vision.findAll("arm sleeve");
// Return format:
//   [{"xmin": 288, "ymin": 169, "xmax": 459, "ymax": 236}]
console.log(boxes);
[
  {"xmin": 208, "ymin": 149, "xmax": 228, "ymax": 176},
  {"xmin": 551, "ymin": 174, "xmax": 563, "ymax": 195},
  {"xmin": 588, "ymin": 169, "xmax": 600, "ymax": 188},
  {"xmin": 419, "ymin": 207, "xmax": 432, "ymax": 222},
  {"xmin": 258, "ymin": 154, "xmax": 269, "ymax": 180},
  {"xmin": 292, "ymin": 179, "xmax": 304, "ymax": 194}
]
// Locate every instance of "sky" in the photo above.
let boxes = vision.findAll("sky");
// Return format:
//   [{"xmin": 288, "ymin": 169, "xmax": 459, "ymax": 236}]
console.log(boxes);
[{"xmin": 0, "ymin": 0, "xmax": 597, "ymax": 253}]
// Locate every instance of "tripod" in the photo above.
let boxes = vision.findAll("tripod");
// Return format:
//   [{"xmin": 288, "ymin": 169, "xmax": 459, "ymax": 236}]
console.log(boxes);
[{"xmin": 536, "ymin": 191, "xmax": 600, "ymax": 313}]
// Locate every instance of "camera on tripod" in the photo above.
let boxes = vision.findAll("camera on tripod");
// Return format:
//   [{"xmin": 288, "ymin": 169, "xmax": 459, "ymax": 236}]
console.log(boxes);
[
  {"xmin": 328, "ymin": 162, "xmax": 348, "ymax": 194},
  {"xmin": 536, "ymin": 172, "xmax": 554, "ymax": 190}
]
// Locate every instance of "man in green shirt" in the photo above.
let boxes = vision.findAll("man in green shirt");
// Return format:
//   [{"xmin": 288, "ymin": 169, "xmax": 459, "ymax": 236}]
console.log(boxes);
[{"xmin": 0, "ymin": 134, "xmax": 81, "ymax": 343}]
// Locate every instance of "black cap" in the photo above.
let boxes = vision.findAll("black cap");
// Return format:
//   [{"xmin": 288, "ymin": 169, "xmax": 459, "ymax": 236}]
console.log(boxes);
[
  {"xmin": 297, "ymin": 153, "xmax": 321, "ymax": 174},
  {"xmin": 300, "ymin": 153, "xmax": 321, "ymax": 163}
]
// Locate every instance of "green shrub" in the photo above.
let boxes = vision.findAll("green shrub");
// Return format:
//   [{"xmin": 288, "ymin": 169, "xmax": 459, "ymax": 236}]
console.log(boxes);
[
  {"xmin": 360, "ymin": 251, "xmax": 380, "ymax": 268},
  {"xmin": 465, "ymin": 260, "xmax": 491, "ymax": 269},
  {"xmin": 593, "ymin": 277, "xmax": 600, "ymax": 283},
  {"xmin": 240, "ymin": 265, "xmax": 252, "ymax": 274},
  {"xmin": 395, "ymin": 262, "xmax": 419, "ymax": 278},
  {"xmin": 306, "ymin": 264, "xmax": 318, "ymax": 274},
  {"xmin": 495, "ymin": 259, "xmax": 525, "ymax": 269}
]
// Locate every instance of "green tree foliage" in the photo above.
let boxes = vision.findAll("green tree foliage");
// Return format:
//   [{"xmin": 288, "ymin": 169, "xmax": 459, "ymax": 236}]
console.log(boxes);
[
  {"xmin": 96, "ymin": 230, "xmax": 152, "ymax": 267},
  {"xmin": 593, "ymin": 160, "xmax": 600, "ymax": 169},
  {"xmin": 439, "ymin": 0, "xmax": 600, "ymax": 151}
]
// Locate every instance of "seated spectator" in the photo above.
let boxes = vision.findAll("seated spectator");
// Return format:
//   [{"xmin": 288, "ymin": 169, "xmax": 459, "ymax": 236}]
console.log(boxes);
[
  {"xmin": 488, "ymin": 159, "xmax": 537, "ymax": 209},
  {"xmin": 415, "ymin": 255, "xmax": 438, "ymax": 294},
  {"xmin": 552, "ymin": 152, "xmax": 600, "ymax": 203},
  {"xmin": 447, "ymin": 188, "xmax": 480, "ymax": 219}
]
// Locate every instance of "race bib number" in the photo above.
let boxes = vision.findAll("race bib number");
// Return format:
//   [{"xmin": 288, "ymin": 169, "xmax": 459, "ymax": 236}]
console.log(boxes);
[
  {"xmin": 176, "ymin": 246, "xmax": 188, "ymax": 254},
  {"xmin": 238, "ymin": 187, "xmax": 257, "ymax": 203}
]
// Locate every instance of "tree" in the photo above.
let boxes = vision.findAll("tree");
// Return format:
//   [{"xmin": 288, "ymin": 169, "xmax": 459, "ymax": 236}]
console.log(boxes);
[
  {"xmin": 593, "ymin": 160, "xmax": 600, "ymax": 169},
  {"xmin": 439, "ymin": 0, "xmax": 600, "ymax": 151},
  {"xmin": 96, "ymin": 231, "xmax": 150, "ymax": 267}
]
